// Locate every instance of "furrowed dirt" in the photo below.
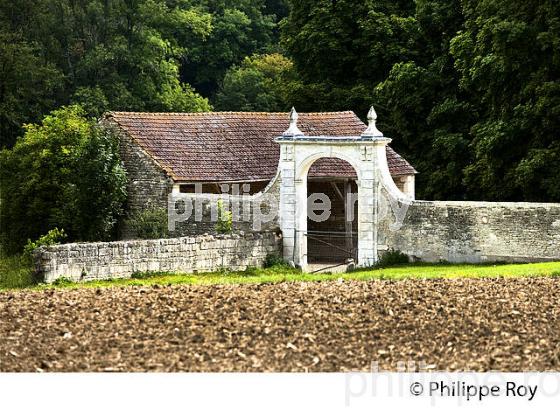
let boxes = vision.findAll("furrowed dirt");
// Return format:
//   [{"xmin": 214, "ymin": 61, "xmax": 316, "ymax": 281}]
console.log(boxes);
[{"xmin": 1, "ymin": 278, "xmax": 560, "ymax": 372}]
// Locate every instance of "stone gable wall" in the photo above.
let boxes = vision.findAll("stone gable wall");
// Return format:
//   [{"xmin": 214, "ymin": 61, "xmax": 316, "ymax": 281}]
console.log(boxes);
[
  {"xmin": 105, "ymin": 120, "xmax": 174, "ymax": 238},
  {"xmin": 379, "ymin": 200, "xmax": 560, "ymax": 263},
  {"xmin": 116, "ymin": 126, "xmax": 174, "ymax": 213},
  {"xmin": 34, "ymin": 231, "xmax": 282, "ymax": 283}
]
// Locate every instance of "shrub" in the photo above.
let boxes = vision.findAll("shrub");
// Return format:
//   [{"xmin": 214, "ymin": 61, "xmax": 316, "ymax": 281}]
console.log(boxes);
[
  {"xmin": 131, "ymin": 271, "xmax": 169, "ymax": 279},
  {"xmin": 215, "ymin": 199, "xmax": 233, "ymax": 234},
  {"xmin": 243, "ymin": 266, "xmax": 260, "ymax": 276},
  {"xmin": 127, "ymin": 207, "xmax": 169, "ymax": 239},
  {"xmin": 51, "ymin": 277, "xmax": 73, "ymax": 286},
  {"xmin": 376, "ymin": 249, "xmax": 409, "ymax": 268},
  {"xmin": 23, "ymin": 228, "xmax": 67, "ymax": 260},
  {"xmin": 0, "ymin": 105, "xmax": 127, "ymax": 254},
  {"xmin": 264, "ymin": 253, "xmax": 289, "ymax": 268},
  {"xmin": 217, "ymin": 266, "xmax": 232, "ymax": 275}
]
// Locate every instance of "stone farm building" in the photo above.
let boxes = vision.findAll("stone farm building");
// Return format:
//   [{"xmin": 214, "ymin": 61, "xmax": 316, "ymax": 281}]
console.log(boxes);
[
  {"xmin": 35, "ymin": 108, "xmax": 560, "ymax": 282},
  {"xmin": 106, "ymin": 110, "xmax": 416, "ymax": 208},
  {"xmin": 105, "ymin": 110, "xmax": 416, "ymax": 264}
]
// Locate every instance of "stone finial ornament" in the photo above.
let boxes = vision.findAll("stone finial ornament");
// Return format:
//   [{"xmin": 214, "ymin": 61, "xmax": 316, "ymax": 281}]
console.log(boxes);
[
  {"xmin": 283, "ymin": 107, "xmax": 304, "ymax": 136},
  {"xmin": 361, "ymin": 106, "xmax": 383, "ymax": 138}
]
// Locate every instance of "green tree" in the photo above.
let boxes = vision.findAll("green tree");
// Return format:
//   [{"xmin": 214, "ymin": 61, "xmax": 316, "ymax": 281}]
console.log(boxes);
[
  {"xmin": 215, "ymin": 53, "xmax": 297, "ymax": 111},
  {"xmin": 374, "ymin": 0, "xmax": 474, "ymax": 200},
  {"xmin": 450, "ymin": 0, "xmax": 560, "ymax": 201},
  {"xmin": 55, "ymin": 0, "xmax": 213, "ymax": 114},
  {"xmin": 281, "ymin": 0, "xmax": 417, "ymax": 111},
  {"xmin": 0, "ymin": 31, "xmax": 63, "ymax": 148},
  {"xmin": 181, "ymin": 0, "xmax": 281, "ymax": 97},
  {"xmin": 0, "ymin": 105, "xmax": 127, "ymax": 254},
  {"xmin": 0, "ymin": 0, "xmax": 213, "ymax": 148}
]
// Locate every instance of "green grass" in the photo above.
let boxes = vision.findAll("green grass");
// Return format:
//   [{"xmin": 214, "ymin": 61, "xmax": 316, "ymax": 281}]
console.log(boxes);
[
  {"xmin": 3, "ymin": 260, "xmax": 560, "ymax": 291},
  {"xmin": 0, "ymin": 254, "xmax": 36, "ymax": 289},
  {"xmin": 2, "ymin": 255, "xmax": 560, "ymax": 291}
]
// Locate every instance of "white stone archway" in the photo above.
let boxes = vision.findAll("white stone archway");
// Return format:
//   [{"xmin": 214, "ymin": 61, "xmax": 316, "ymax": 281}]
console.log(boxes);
[{"xmin": 275, "ymin": 107, "xmax": 406, "ymax": 270}]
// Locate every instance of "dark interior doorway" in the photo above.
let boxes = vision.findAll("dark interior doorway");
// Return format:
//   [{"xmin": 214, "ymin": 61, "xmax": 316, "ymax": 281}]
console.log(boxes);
[{"xmin": 306, "ymin": 158, "xmax": 359, "ymax": 264}]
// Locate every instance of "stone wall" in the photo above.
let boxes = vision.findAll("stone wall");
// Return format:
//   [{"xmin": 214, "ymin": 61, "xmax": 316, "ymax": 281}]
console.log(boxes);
[
  {"xmin": 117, "ymin": 127, "xmax": 174, "ymax": 213},
  {"xmin": 170, "ymin": 175, "xmax": 281, "ymax": 237},
  {"xmin": 380, "ymin": 200, "xmax": 560, "ymax": 263},
  {"xmin": 34, "ymin": 231, "xmax": 282, "ymax": 283}
]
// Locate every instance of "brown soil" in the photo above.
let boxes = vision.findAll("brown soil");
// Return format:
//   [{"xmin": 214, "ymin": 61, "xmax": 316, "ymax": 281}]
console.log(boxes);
[{"xmin": 1, "ymin": 278, "xmax": 560, "ymax": 372}]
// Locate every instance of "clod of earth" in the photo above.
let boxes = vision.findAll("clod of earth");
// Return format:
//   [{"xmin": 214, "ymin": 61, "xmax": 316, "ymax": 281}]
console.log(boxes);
[{"xmin": 1, "ymin": 278, "xmax": 559, "ymax": 372}]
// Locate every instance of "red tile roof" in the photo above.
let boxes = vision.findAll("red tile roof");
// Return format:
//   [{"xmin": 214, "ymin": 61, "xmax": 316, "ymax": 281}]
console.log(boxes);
[{"xmin": 107, "ymin": 111, "xmax": 416, "ymax": 182}]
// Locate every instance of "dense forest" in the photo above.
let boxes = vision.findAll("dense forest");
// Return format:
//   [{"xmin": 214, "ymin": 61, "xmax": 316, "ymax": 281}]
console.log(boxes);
[{"xmin": 1, "ymin": 0, "xmax": 560, "ymax": 203}]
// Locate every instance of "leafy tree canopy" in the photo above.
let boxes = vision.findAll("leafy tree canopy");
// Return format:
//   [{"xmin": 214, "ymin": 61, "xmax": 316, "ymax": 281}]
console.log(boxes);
[
  {"xmin": 0, "ymin": 0, "xmax": 213, "ymax": 148},
  {"xmin": 451, "ymin": 0, "xmax": 560, "ymax": 201},
  {"xmin": 180, "ymin": 0, "xmax": 285, "ymax": 97},
  {"xmin": 0, "ymin": 105, "xmax": 127, "ymax": 254},
  {"xmin": 2, "ymin": 0, "xmax": 560, "ymax": 203},
  {"xmin": 215, "ymin": 53, "xmax": 297, "ymax": 111}
]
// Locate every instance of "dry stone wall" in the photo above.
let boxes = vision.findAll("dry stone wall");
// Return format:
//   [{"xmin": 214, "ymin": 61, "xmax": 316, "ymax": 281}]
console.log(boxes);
[
  {"xmin": 380, "ymin": 200, "xmax": 560, "ymax": 263},
  {"xmin": 34, "ymin": 231, "xmax": 282, "ymax": 283}
]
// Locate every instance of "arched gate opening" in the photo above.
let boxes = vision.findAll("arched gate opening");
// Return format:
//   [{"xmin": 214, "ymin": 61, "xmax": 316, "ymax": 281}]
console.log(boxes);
[{"xmin": 306, "ymin": 157, "xmax": 359, "ymax": 266}]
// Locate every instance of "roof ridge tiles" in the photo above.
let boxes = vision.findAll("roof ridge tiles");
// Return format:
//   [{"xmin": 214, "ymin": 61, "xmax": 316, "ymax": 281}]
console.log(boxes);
[{"xmin": 108, "ymin": 110, "xmax": 357, "ymax": 117}]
